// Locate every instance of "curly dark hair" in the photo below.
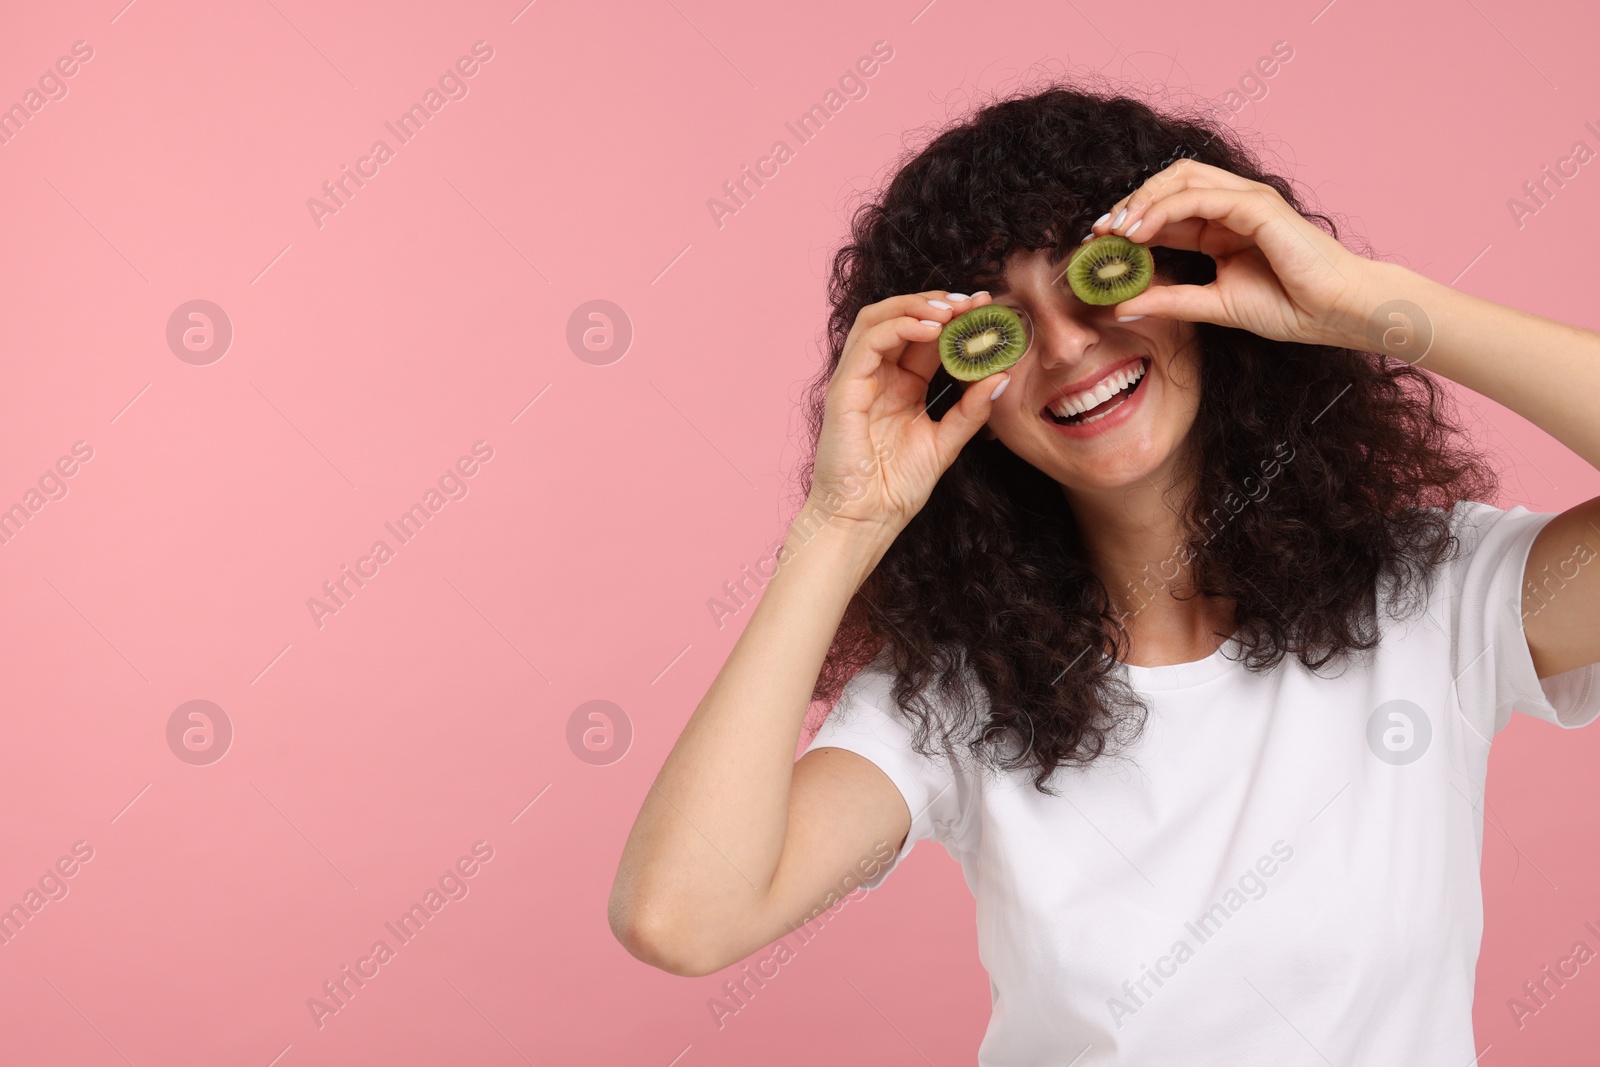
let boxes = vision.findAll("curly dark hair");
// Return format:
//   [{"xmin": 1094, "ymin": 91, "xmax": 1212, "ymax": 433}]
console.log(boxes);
[{"xmin": 798, "ymin": 82, "xmax": 1499, "ymax": 794}]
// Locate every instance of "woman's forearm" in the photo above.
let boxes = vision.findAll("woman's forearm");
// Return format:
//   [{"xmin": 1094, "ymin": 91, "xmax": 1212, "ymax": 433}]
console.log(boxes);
[
  {"xmin": 1345, "ymin": 259, "xmax": 1600, "ymax": 471},
  {"xmin": 609, "ymin": 500, "xmax": 896, "ymax": 968}
]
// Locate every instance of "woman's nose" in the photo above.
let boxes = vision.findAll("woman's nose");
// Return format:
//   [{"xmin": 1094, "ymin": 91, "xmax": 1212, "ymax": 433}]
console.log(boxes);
[{"xmin": 1031, "ymin": 309, "xmax": 1101, "ymax": 371}]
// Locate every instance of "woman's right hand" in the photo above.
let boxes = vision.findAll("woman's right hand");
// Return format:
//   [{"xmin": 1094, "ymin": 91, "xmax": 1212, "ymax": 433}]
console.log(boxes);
[{"xmin": 807, "ymin": 290, "xmax": 1012, "ymax": 536}]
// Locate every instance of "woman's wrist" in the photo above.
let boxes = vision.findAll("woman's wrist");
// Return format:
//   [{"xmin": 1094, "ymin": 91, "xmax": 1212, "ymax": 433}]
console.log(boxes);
[
  {"xmin": 1325, "ymin": 257, "xmax": 1434, "ymax": 356},
  {"xmin": 1312, "ymin": 256, "xmax": 1390, "ymax": 353},
  {"xmin": 777, "ymin": 496, "xmax": 901, "ymax": 593}
]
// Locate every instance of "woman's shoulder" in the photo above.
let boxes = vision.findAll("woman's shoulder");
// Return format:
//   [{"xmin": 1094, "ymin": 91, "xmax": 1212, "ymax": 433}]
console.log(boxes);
[
  {"xmin": 1395, "ymin": 497, "xmax": 1600, "ymax": 735},
  {"xmin": 803, "ymin": 649, "xmax": 986, "ymax": 863},
  {"xmin": 821, "ymin": 647, "xmax": 985, "ymax": 741},
  {"xmin": 1381, "ymin": 498, "xmax": 1539, "ymax": 601},
  {"xmin": 1416, "ymin": 497, "xmax": 1554, "ymax": 588}
]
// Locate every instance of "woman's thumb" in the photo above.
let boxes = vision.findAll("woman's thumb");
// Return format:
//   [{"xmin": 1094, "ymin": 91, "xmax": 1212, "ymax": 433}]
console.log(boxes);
[
  {"xmin": 934, "ymin": 372, "xmax": 1010, "ymax": 462},
  {"xmin": 1113, "ymin": 282, "xmax": 1221, "ymax": 325}
]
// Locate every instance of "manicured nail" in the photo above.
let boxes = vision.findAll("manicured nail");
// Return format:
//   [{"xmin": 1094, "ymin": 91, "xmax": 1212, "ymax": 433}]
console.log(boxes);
[
  {"xmin": 1117, "ymin": 314, "xmax": 1146, "ymax": 322},
  {"xmin": 1081, "ymin": 232, "xmax": 1095, "ymax": 243},
  {"xmin": 1112, "ymin": 208, "xmax": 1128, "ymax": 228},
  {"xmin": 947, "ymin": 292, "xmax": 970, "ymax": 301},
  {"xmin": 1094, "ymin": 213, "xmax": 1111, "ymax": 227},
  {"xmin": 972, "ymin": 290, "xmax": 990, "ymax": 298},
  {"xmin": 1125, "ymin": 219, "xmax": 1143, "ymax": 237},
  {"xmin": 990, "ymin": 377, "xmax": 1010, "ymax": 401},
  {"xmin": 919, "ymin": 319, "xmax": 941, "ymax": 327},
  {"xmin": 929, "ymin": 299, "xmax": 951, "ymax": 309}
]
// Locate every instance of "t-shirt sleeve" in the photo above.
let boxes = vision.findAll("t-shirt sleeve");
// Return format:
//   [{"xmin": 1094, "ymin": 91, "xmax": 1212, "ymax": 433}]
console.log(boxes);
[
  {"xmin": 800, "ymin": 665, "xmax": 973, "ymax": 889},
  {"xmin": 1441, "ymin": 500, "xmax": 1600, "ymax": 737}
]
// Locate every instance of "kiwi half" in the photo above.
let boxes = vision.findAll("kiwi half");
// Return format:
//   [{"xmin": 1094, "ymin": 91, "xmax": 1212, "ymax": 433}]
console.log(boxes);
[
  {"xmin": 938, "ymin": 304, "xmax": 1028, "ymax": 382},
  {"xmin": 1065, "ymin": 234, "xmax": 1153, "ymax": 306}
]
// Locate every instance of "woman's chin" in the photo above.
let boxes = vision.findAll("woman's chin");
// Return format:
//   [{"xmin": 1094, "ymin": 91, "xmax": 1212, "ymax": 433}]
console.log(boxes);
[
  {"xmin": 1027, "ymin": 423, "xmax": 1188, "ymax": 497},
  {"xmin": 1058, "ymin": 457, "xmax": 1168, "ymax": 496}
]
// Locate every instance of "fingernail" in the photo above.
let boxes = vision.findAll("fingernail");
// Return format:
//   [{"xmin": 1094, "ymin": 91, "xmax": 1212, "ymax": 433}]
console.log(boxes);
[
  {"xmin": 1117, "ymin": 314, "xmax": 1146, "ymax": 322},
  {"xmin": 1081, "ymin": 233, "xmax": 1095, "ymax": 243},
  {"xmin": 1125, "ymin": 219, "xmax": 1143, "ymax": 237},
  {"xmin": 929, "ymin": 299, "xmax": 951, "ymax": 309},
  {"xmin": 1094, "ymin": 213, "xmax": 1111, "ymax": 227},
  {"xmin": 990, "ymin": 377, "xmax": 1010, "ymax": 401},
  {"xmin": 919, "ymin": 319, "xmax": 941, "ymax": 327},
  {"xmin": 972, "ymin": 290, "xmax": 990, "ymax": 298},
  {"xmin": 947, "ymin": 292, "xmax": 970, "ymax": 301},
  {"xmin": 1112, "ymin": 208, "xmax": 1128, "ymax": 228}
]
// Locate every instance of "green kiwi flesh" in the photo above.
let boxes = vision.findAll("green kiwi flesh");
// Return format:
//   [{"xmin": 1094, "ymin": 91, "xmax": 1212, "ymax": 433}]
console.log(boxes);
[
  {"xmin": 1065, "ymin": 234, "xmax": 1154, "ymax": 305},
  {"xmin": 938, "ymin": 304, "xmax": 1028, "ymax": 382}
]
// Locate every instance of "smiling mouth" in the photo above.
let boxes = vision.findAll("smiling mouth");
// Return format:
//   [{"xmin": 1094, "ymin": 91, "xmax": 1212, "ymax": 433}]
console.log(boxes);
[{"xmin": 1043, "ymin": 357, "xmax": 1149, "ymax": 427}]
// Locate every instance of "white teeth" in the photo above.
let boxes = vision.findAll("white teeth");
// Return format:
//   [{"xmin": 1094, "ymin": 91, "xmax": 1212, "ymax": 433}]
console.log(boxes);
[
  {"xmin": 1079, "ymin": 404, "xmax": 1119, "ymax": 426},
  {"xmin": 1047, "ymin": 359, "xmax": 1147, "ymax": 419}
]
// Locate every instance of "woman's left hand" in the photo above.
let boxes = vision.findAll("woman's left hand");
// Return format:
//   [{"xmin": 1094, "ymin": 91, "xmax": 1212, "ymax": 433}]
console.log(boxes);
[{"xmin": 1086, "ymin": 158, "xmax": 1387, "ymax": 349}]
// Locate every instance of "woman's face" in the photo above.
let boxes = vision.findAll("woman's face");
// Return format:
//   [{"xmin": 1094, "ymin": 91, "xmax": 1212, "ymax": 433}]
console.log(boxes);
[{"xmin": 981, "ymin": 248, "xmax": 1203, "ymax": 497}]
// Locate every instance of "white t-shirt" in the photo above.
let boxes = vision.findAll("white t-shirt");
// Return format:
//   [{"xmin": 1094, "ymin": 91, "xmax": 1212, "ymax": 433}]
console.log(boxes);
[{"xmin": 803, "ymin": 500, "xmax": 1600, "ymax": 1066}]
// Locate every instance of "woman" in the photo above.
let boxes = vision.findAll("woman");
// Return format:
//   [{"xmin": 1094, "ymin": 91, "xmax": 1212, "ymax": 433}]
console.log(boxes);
[{"xmin": 609, "ymin": 86, "xmax": 1600, "ymax": 1063}]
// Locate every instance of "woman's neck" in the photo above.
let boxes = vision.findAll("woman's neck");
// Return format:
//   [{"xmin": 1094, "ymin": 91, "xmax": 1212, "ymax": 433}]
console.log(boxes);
[{"xmin": 1064, "ymin": 472, "xmax": 1238, "ymax": 669}]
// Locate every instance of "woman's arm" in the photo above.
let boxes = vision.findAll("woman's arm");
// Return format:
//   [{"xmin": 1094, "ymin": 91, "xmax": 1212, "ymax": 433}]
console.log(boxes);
[
  {"xmin": 1089, "ymin": 157, "xmax": 1600, "ymax": 679},
  {"xmin": 608, "ymin": 507, "xmax": 908, "ymax": 976},
  {"xmin": 1335, "ymin": 258, "xmax": 1600, "ymax": 471},
  {"xmin": 608, "ymin": 290, "xmax": 1010, "ymax": 976},
  {"xmin": 1335, "ymin": 261, "xmax": 1600, "ymax": 679}
]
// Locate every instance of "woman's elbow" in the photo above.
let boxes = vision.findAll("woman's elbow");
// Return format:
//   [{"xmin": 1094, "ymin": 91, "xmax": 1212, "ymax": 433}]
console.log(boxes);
[{"xmin": 607, "ymin": 890, "xmax": 726, "ymax": 978}]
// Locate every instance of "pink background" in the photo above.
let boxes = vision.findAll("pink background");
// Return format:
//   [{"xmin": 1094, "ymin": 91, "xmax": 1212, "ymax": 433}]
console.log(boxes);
[{"xmin": 1, "ymin": 0, "xmax": 1597, "ymax": 1062}]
